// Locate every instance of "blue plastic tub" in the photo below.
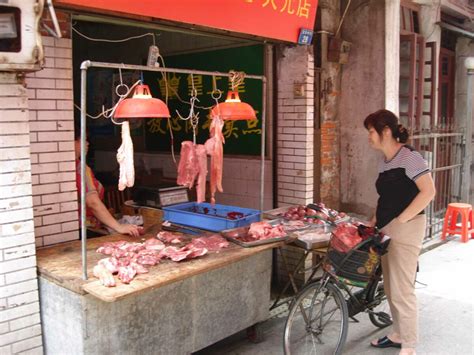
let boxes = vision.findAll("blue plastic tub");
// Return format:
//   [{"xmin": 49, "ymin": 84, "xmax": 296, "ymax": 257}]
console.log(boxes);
[{"xmin": 162, "ymin": 202, "xmax": 261, "ymax": 232}]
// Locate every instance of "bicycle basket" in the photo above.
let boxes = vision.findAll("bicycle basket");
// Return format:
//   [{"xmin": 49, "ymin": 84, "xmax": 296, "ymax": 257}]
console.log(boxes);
[{"xmin": 326, "ymin": 237, "xmax": 381, "ymax": 283}]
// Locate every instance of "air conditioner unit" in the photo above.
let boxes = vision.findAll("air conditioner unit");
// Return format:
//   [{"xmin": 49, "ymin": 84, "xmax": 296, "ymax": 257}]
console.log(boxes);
[{"xmin": 0, "ymin": 0, "xmax": 44, "ymax": 72}]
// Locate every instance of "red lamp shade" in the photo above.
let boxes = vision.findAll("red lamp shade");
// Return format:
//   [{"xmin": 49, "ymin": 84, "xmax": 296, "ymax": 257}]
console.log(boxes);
[
  {"xmin": 210, "ymin": 91, "xmax": 256, "ymax": 120},
  {"xmin": 114, "ymin": 84, "xmax": 170, "ymax": 119}
]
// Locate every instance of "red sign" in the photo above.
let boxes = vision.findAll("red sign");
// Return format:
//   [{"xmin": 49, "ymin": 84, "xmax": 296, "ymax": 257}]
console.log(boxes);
[{"xmin": 56, "ymin": 0, "xmax": 318, "ymax": 42}]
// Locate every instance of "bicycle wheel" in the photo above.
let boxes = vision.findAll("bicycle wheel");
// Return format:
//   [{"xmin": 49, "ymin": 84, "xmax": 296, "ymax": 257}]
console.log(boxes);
[
  {"xmin": 366, "ymin": 278, "xmax": 392, "ymax": 328},
  {"xmin": 283, "ymin": 280, "xmax": 349, "ymax": 355}
]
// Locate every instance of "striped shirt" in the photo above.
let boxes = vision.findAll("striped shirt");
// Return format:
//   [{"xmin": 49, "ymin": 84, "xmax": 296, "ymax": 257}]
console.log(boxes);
[{"xmin": 375, "ymin": 145, "xmax": 429, "ymax": 229}]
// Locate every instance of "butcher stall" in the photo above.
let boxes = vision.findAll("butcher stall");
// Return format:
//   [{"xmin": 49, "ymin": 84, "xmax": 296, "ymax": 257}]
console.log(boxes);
[
  {"xmin": 35, "ymin": 59, "xmax": 349, "ymax": 353},
  {"xmin": 36, "ymin": 203, "xmax": 349, "ymax": 354},
  {"xmin": 36, "ymin": 224, "xmax": 273, "ymax": 354}
]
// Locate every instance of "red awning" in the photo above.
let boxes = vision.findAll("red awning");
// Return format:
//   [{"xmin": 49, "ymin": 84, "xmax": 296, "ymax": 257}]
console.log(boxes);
[{"xmin": 55, "ymin": 0, "xmax": 318, "ymax": 43}]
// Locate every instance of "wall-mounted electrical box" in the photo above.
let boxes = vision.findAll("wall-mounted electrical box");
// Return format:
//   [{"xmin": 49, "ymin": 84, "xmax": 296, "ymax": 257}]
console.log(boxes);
[
  {"xmin": 0, "ymin": 0, "xmax": 44, "ymax": 72},
  {"xmin": 327, "ymin": 37, "xmax": 351, "ymax": 64}
]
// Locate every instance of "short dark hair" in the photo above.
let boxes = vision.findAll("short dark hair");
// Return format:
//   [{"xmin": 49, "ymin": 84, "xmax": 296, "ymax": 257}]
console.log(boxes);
[{"xmin": 363, "ymin": 109, "xmax": 409, "ymax": 143}]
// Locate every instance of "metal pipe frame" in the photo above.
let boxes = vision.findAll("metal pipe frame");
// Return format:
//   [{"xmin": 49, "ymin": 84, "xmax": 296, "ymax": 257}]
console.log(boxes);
[
  {"xmin": 462, "ymin": 60, "xmax": 474, "ymax": 202},
  {"xmin": 80, "ymin": 60, "xmax": 267, "ymax": 280}
]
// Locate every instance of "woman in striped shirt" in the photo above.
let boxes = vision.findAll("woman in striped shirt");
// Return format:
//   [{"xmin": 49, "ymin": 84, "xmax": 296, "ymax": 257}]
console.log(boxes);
[{"xmin": 364, "ymin": 109, "xmax": 436, "ymax": 355}]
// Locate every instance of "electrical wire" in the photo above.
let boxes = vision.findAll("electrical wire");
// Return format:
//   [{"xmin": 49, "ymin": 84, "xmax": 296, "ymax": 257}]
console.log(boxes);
[
  {"xmin": 72, "ymin": 26, "xmax": 156, "ymax": 45},
  {"xmin": 423, "ymin": 0, "xmax": 442, "ymax": 40},
  {"xmin": 335, "ymin": 0, "xmax": 352, "ymax": 37}
]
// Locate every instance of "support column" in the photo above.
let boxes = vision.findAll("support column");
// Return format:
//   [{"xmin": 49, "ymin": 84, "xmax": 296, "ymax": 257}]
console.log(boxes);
[
  {"xmin": 0, "ymin": 73, "xmax": 43, "ymax": 354},
  {"xmin": 276, "ymin": 45, "xmax": 314, "ymax": 207},
  {"xmin": 319, "ymin": 0, "xmax": 341, "ymax": 210}
]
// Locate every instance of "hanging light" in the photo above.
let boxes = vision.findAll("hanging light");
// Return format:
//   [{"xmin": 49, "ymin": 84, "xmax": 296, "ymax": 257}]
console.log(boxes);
[
  {"xmin": 210, "ymin": 91, "xmax": 256, "ymax": 120},
  {"xmin": 114, "ymin": 84, "xmax": 170, "ymax": 119}
]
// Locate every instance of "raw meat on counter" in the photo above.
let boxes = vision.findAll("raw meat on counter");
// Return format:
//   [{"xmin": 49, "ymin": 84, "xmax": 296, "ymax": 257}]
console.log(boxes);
[
  {"xmin": 93, "ymin": 232, "xmax": 213, "ymax": 286},
  {"xmin": 130, "ymin": 262, "xmax": 149, "ymax": 274},
  {"xmin": 118, "ymin": 265, "xmax": 137, "ymax": 284},
  {"xmin": 188, "ymin": 234, "xmax": 229, "ymax": 252},
  {"xmin": 144, "ymin": 238, "xmax": 165, "ymax": 251},
  {"xmin": 98, "ymin": 257, "xmax": 119, "ymax": 274},
  {"xmin": 281, "ymin": 204, "xmax": 348, "ymax": 224},
  {"xmin": 156, "ymin": 231, "xmax": 187, "ymax": 244},
  {"xmin": 134, "ymin": 251, "xmax": 161, "ymax": 267},
  {"xmin": 248, "ymin": 221, "xmax": 286, "ymax": 240},
  {"xmin": 93, "ymin": 264, "xmax": 116, "ymax": 287},
  {"xmin": 226, "ymin": 221, "xmax": 287, "ymax": 243},
  {"xmin": 117, "ymin": 121, "xmax": 135, "ymax": 191},
  {"xmin": 159, "ymin": 245, "xmax": 208, "ymax": 262}
]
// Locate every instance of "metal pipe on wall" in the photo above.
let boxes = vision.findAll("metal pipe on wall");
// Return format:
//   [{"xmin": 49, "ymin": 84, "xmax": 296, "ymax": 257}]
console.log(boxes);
[
  {"xmin": 78, "ymin": 60, "xmax": 267, "ymax": 280},
  {"xmin": 462, "ymin": 57, "xmax": 474, "ymax": 202},
  {"xmin": 260, "ymin": 78, "xmax": 267, "ymax": 211},
  {"xmin": 80, "ymin": 61, "xmax": 89, "ymax": 280}
]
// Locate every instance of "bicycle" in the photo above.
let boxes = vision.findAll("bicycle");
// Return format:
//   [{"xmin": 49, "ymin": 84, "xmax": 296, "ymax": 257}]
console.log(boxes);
[{"xmin": 283, "ymin": 230, "xmax": 392, "ymax": 355}]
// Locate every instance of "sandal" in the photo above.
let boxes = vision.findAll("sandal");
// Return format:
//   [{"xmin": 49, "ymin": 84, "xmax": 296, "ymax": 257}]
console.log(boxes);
[{"xmin": 370, "ymin": 336, "xmax": 402, "ymax": 349}]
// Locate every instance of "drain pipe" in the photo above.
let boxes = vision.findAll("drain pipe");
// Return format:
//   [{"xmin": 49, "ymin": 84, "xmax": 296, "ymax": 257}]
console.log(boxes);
[
  {"xmin": 46, "ymin": 0, "xmax": 62, "ymax": 38},
  {"xmin": 80, "ymin": 60, "xmax": 91, "ymax": 280},
  {"xmin": 463, "ymin": 58, "xmax": 474, "ymax": 203}
]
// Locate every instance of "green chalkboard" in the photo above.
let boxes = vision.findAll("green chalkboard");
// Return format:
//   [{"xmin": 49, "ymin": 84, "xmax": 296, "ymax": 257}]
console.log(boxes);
[{"xmin": 143, "ymin": 45, "xmax": 263, "ymax": 155}]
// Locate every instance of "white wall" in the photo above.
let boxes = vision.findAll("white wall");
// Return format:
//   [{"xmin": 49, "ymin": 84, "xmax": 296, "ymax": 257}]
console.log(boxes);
[
  {"xmin": 0, "ymin": 73, "xmax": 43, "ymax": 354},
  {"xmin": 26, "ymin": 36, "xmax": 79, "ymax": 247}
]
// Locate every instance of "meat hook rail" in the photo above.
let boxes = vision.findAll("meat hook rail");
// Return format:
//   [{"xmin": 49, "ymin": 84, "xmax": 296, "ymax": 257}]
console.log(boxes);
[{"xmin": 80, "ymin": 60, "xmax": 267, "ymax": 280}]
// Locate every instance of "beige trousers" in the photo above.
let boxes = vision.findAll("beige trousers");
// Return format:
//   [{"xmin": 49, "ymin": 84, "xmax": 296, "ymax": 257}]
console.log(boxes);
[{"xmin": 381, "ymin": 214, "xmax": 426, "ymax": 349}]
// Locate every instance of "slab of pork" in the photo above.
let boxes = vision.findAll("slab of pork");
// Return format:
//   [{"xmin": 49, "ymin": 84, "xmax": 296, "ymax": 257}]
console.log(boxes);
[
  {"xmin": 93, "ymin": 264, "xmax": 116, "ymax": 287},
  {"xmin": 177, "ymin": 141, "xmax": 199, "ymax": 188},
  {"xmin": 205, "ymin": 116, "xmax": 225, "ymax": 204},
  {"xmin": 189, "ymin": 235, "xmax": 229, "ymax": 252},
  {"xmin": 118, "ymin": 265, "xmax": 137, "ymax": 284},
  {"xmin": 156, "ymin": 231, "xmax": 187, "ymax": 244},
  {"xmin": 117, "ymin": 121, "xmax": 135, "ymax": 191},
  {"xmin": 144, "ymin": 238, "xmax": 165, "ymax": 251},
  {"xmin": 98, "ymin": 257, "xmax": 119, "ymax": 274},
  {"xmin": 195, "ymin": 144, "xmax": 208, "ymax": 203}
]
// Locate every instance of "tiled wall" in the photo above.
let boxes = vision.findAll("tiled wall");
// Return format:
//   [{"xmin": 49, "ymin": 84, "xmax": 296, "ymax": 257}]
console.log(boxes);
[
  {"xmin": 26, "ymin": 34, "xmax": 79, "ymax": 247},
  {"xmin": 276, "ymin": 45, "xmax": 315, "ymax": 207},
  {"xmin": 0, "ymin": 73, "xmax": 43, "ymax": 354}
]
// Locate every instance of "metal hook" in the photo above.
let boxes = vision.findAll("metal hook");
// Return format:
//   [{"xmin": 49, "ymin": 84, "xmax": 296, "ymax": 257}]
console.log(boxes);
[
  {"xmin": 176, "ymin": 73, "xmax": 200, "ymax": 121},
  {"xmin": 211, "ymin": 75, "xmax": 223, "ymax": 101}
]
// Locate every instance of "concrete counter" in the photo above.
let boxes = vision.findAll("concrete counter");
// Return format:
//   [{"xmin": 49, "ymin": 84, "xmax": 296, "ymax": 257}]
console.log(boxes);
[{"xmin": 36, "ymin": 227, "xmax": 276, "ymax": 354}]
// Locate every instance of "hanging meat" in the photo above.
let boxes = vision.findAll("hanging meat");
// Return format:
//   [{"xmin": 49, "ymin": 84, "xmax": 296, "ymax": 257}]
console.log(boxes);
[
  {"xmin": 205, "ymin": 116, "xmax": 225, "ymax": 204},
  {"xmin": 176, "ymin": 142, "xmax": 208, "ymax": 203},
  {"xmin": 195, "ymin": 145, "xmax": 207, "ymax": 203},
  {"xmin": 177, "ymin": 141, "xmax": 199, "ymax": 188},
  {"xmin": 117, "ymin": 121, "xmax": 135, "ymax": 191}
]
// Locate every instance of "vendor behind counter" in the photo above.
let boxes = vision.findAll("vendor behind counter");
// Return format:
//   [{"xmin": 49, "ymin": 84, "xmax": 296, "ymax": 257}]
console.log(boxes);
[{"xmin": 74, "ymin": 130, "xmax": 141, "ymax": 237}]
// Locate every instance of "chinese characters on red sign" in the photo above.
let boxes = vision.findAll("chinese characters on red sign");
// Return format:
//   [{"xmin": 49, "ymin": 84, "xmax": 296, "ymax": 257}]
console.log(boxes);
[{"xmin": 56, "ymin": 0, "xmax": 318, "ymax": 42}]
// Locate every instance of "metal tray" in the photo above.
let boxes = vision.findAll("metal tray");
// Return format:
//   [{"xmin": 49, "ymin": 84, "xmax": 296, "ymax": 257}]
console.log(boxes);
[
  {"xmin": 293, "ymin": 238, "xmax": 330, "ymax": 250},
  {"xmin": 290, "ymin": 226, "xmax": 332, "ymax": 250},
  {"xmin": 220, "ymin": 220, "xmax": 289, "ymax": 248}
]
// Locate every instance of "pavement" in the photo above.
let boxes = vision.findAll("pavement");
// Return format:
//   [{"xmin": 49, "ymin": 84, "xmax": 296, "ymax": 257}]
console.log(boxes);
[{"xmin": 195, "ymin": 238, "xmax": 474, "ymax": 355}]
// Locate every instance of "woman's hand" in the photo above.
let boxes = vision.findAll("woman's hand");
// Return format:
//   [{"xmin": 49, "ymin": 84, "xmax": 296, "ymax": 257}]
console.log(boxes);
[{"xmin": 116, "ymin": 224, "xmax": 141, "ymax": 237}]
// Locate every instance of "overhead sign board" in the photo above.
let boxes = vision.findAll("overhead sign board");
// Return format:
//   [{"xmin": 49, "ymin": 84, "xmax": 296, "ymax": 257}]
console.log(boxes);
[{"xmin": 55, "ymin": 0, "xmax": 318, "ymax": 43}]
